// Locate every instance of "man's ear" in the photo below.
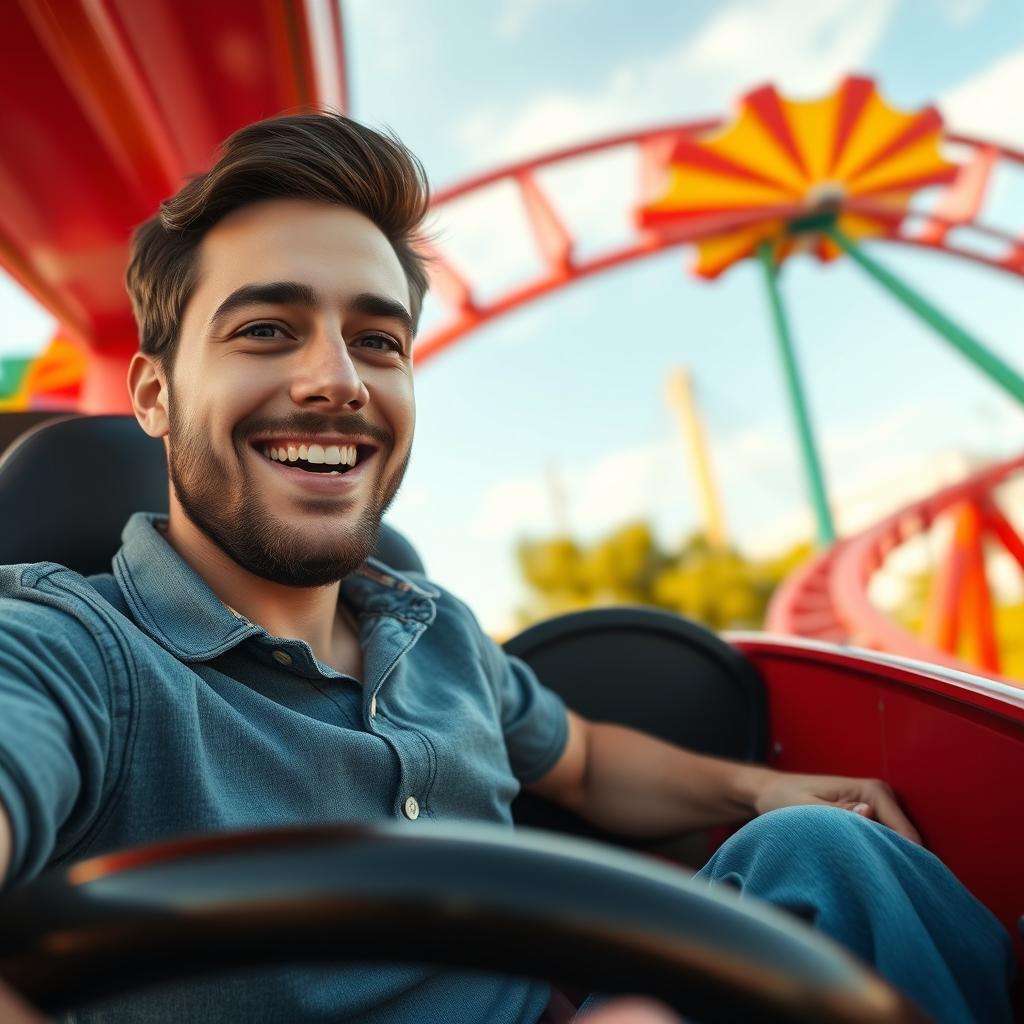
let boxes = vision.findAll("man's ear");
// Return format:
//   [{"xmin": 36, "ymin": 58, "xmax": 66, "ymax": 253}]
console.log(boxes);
[{"xmin": 128, "ymin": 352, "xmax": 170, "ymax": 438}]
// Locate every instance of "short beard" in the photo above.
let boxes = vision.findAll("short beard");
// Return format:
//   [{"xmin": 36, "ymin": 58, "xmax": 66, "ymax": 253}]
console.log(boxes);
[{"xmin": 166, "ymin": 400, "xmax": 409, "ymax": 588}]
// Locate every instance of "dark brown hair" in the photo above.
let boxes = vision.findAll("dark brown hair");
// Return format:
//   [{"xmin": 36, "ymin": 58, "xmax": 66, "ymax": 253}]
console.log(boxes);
[{"xmin": 125, "ymin": 112, "xmax": 431, "ymax": 368}]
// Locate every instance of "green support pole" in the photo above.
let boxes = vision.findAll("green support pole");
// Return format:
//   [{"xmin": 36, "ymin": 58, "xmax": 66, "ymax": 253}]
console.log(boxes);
[
  {"xmin": 758, "ymin": 243, "xmax": 836, "ymax": 546},
  {"xmin": 0, "ymin": 356, "xmax": 32, "ymax": 400},
  {"xmin": 826, "ymin": 224, "xmax": 1024, "ymax": 407}
]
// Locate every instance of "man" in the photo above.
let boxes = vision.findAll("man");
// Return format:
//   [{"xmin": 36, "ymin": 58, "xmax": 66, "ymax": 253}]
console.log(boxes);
[{"xmin": 0, "ymin": 113, "xmax": 1013, "ymax": 1023}]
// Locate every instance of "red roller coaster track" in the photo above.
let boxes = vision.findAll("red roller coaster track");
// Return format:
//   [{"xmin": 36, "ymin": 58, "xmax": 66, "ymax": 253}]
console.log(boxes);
[
  {"xmin": 767, "ymin": 452, "xmax": 1024, "ymax": 683},
  {"xmin": 415, "ymin": 126, "xmax": 1024, "ymax": 364}
]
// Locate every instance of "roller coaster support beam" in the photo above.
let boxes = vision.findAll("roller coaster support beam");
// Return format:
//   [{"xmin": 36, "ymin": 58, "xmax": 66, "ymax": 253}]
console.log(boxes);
[
  {"xmin": 665, "ymin": 368, "xmax": 729, "ymax": 551},
  {"xmin": 826, "ymin": 226, "xmax": 1024, "ymax": 407},
  {"xmin": 924, "ymin": 500, "xmax": 999, "ymax": 672},
  {"xmin": 758, "ymin": 243, "xmax": 836, "ymax": 547}
]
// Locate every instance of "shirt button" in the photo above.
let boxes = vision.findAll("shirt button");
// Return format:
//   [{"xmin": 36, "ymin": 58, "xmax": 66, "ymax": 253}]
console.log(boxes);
[
  {"xmin": 403, "ymin": 796, "xmax": 420, "ymax": 820},
  {"xmin": 369, "ymin": 695, "xmax": 377, "ymax": 718},
  {"xmin": 272, "ymin": 650, "xmax": 292, "ymax": 666}
]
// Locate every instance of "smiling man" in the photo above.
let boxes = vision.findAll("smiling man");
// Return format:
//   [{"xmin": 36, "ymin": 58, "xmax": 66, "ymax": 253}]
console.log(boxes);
[
  {"xmin": 0, "ymin": 113, "xmax": 1014, "ymax": 1023},
  {"xmin": 131, "ymin": 197, "xmax": 417, "ymax": 675}
]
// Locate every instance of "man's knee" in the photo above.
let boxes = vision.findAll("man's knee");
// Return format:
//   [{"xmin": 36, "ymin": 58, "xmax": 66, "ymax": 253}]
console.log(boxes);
[
  {"xmin": 706, "ymin": 804, "xmax": 894, "ymax": 881},
  {"xmin": 734, "ymin": 804, "xmax": 873, "ymax": 849}
]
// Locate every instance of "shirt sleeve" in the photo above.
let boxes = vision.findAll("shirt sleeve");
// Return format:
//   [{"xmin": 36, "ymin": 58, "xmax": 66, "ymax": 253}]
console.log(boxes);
[
  {"xmin": 0, "ymin": 566, "xmax": 121, "ymax": 887},
  {"xmin": 479, "ymin": 634, "xmax": 568, "ymax": 785}
]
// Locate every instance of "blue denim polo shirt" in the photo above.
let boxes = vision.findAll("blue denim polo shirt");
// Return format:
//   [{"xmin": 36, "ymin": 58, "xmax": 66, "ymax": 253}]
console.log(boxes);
[{"xmin": 0, "ymin": 512, "xmax": 568, "ymax": 1022}]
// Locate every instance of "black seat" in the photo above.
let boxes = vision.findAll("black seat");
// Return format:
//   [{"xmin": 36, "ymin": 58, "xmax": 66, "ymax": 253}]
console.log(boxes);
[
  {"xmin": 0, "ymin": 414, "xmax": 424, "ymax": 576},
  {"xmin": 506, "ymin": 607, "xmax": 768, "ymax": 861}
]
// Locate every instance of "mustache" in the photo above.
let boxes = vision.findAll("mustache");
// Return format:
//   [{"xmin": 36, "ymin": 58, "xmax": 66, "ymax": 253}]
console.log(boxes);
[{"xmin": 237, "ymin": 412, "xmax": 393, "ymax": 448}]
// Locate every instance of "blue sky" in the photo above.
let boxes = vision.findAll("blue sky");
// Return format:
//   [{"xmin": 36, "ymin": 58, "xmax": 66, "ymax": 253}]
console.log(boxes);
[{"xmin": 4, "ymin": 0, "xmax": 1024, "ymax": 633}]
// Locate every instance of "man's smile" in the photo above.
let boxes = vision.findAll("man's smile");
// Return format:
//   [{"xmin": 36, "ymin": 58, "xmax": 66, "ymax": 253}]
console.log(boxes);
[
  {"xmin": 249, "ymin": 438, "xmax": 380, "ymax": 491},
  {"xmin": 249, "ymin": 446, "xmax": 378, "ymax": 493},
  {"xmin": 252, "ymin": 436, "xmax": 379, "ymax": 473}
]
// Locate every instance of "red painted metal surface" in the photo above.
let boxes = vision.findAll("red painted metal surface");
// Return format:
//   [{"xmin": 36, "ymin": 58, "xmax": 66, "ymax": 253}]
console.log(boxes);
[
  {"xmin": 0, "ymin": 0, "xmax": 347, "ymax": 411},
  {"xmin": 730, "ymin": 634, "xmax": 1024, "ymax": 972},
  {"xmin": 769, "ymin": 453, "xmax": 1024, "ymax": 683}
]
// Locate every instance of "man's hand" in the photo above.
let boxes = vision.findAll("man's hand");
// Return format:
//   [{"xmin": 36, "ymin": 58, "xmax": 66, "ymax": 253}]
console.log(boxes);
[
  {"xmin": 577, "ymin": 998, "xmax": 679, "ymax": 1023},
  {"xmin": 531, "ymin": 714, "xmax": 921, "ymax": 843},
  {"xmin": 752, "ymin": 771, "xmax": 922, "ymax": 844},
  {"xmin": 0, "ymin": 983, "xmax": 43, "ymax": 1024}
]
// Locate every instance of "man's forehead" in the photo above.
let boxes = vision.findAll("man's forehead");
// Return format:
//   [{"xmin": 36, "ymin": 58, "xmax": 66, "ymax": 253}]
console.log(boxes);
[{"xmin": 194, "ymin": 199, "xmax": 410, "ymax": 311}]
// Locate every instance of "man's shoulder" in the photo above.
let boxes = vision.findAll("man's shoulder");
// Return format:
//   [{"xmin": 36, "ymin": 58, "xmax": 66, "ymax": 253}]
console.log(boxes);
[{"xmin": 0, "ymin": 560, "xmax": 125, "ymax": 630}]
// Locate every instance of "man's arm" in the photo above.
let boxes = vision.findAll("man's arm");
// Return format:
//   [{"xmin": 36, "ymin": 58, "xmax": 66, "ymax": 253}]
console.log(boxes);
[
  {"xmin": 0, "ymin": 582, "xmax": 119, "ymax": 888},
  {"xmin": 527, "ymin": 710, "xmax": 921, "ymax": 843}
]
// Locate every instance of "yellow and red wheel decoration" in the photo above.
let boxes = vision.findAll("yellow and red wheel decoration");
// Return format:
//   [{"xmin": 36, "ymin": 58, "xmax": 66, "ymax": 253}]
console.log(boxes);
[{"xmin": 639, "ymin": 76, "xmax": 958, "ymax": 278}]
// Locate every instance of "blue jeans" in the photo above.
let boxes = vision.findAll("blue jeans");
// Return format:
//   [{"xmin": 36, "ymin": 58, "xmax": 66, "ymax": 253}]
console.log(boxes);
[{"xmin": 574, "ymin": 806, "xmax": 1015, "ymax": 1023}]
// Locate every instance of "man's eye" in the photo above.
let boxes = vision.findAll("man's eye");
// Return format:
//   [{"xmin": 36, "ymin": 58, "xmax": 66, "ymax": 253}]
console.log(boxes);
[
  {"xmin": 238, "ymin": 323, "xmax": 288, "ymax": 340},
  {"xmin": 357, "ymin": 333, "xmax": 402, "ymax": 353}
]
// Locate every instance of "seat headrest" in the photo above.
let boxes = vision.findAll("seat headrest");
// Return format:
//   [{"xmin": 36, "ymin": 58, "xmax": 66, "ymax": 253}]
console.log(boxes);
[{"xmin": 0, "ymin": 414, "xmax": 425, "ymax": 578}]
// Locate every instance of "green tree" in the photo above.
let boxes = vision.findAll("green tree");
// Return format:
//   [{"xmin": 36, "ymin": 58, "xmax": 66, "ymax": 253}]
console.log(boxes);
[{"xmin": 515, "ymin": 521, "xmax": 808, "ymax": 633}]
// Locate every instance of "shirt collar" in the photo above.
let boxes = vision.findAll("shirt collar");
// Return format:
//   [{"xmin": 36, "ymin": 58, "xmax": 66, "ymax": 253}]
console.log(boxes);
[{"xmin": 113, "ymin": 512, "xmax": 438, "ymax": 662}]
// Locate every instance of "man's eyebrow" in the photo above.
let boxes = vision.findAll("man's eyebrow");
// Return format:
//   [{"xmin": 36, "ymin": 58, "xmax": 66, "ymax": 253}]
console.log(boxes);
[
  {"xmin": 349, "ymin": 292, "xmax": 414, "ymax": 335},
  {"xmin": 207, "ymin": 281, "xmax": 319, "ymax": 335}
]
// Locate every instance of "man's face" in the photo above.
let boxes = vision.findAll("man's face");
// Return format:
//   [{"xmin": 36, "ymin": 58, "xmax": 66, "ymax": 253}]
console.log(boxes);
[{"xmin": 163, "ymin": 198, "xmax": 415, "ymax": 586}]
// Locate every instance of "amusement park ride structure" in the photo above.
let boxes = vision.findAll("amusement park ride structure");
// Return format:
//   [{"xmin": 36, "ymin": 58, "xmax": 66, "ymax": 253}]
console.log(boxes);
[
  {"xmin": 3, "ymin": 3, "xmax": 1024, "ymax": 1018},
  {"xmin": 5, "ymin": 0, "xmax": 1024, "ymax": 682}
]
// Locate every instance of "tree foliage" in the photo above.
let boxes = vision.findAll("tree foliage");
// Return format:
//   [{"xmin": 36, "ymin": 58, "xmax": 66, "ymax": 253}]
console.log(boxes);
[{"xmin": 515, "ymin": 521, "xmax": 810, "ymax": 632}]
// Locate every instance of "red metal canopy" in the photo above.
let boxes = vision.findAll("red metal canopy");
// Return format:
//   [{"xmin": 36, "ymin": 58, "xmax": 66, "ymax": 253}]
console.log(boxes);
[{"xmin": 0, "ymin": 0, "xmax": 347, "ymax": 410}]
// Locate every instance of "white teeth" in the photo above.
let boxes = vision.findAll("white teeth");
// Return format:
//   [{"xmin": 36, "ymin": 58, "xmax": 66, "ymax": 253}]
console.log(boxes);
[{"xmin": 262, "ymin": 441, "xmax": 362, "ymax": 468}]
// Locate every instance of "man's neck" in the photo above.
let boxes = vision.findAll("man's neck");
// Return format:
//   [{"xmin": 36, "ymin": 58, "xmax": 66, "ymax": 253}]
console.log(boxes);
[{"xmin": 162, "ymin": 511, "xmax": 344, "ymax": 665}]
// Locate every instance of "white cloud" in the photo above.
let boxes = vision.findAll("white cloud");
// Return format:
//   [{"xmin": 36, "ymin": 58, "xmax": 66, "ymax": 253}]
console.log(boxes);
[
  {"xmin": 470, "ymin": 394, "xmax": 1024, "ymax": 560},
  {"xmin": 941, "ymin": 46, "xmax": 1024, "ymax": 149},
  {"xmin": 458, "ymin": 0, "xmax": 894, "ymax": 166},
  {"xmin": 682, "ymin": 0, "xmax": 892, "ymax": 88},
  {"xmin": 341, "ymin": 0, "xmax": 434, "ymax": 74},
  {"xmin": 941, "ymin": 0, "xmax": 988, "ymax": 24},
  {"xmin": 496, "ymin": 0, "xmax": 545, "ymax": 38},
  {"xmin": 474, "ymin": 438, "xmax": 695, "ymax": 543}
]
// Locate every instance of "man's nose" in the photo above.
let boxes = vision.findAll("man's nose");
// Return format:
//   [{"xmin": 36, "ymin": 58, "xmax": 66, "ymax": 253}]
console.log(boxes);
[{"xmin": 289, "ymin": 330, "xmax": 369, "ymax": 411}]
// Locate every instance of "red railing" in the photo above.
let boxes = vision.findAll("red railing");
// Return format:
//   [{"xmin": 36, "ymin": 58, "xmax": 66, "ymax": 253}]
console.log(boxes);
[{"xmin": 768, "ymin": 453, "xmax": 1024, "ymax": 683}]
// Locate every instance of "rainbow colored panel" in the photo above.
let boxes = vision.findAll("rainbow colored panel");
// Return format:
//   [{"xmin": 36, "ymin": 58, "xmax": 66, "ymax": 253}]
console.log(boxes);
[{"xmin": 0, "ymin": 334, "xmax": 87, "ymax": 411}]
